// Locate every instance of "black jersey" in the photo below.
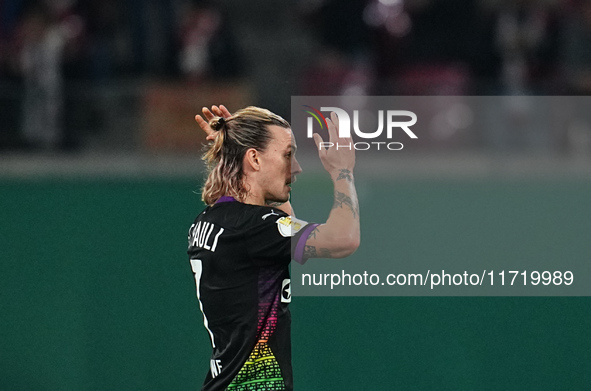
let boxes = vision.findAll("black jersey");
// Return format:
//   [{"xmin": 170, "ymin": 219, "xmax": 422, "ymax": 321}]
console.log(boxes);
[{"xmin": 187, "ymin": 196, "xmax": 317, "ymax": 391}]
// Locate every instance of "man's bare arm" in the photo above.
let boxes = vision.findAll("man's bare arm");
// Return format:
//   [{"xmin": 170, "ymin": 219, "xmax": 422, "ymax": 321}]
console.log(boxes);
[{"xmin": 303, "ymin": 112, "xmax": 360, "ymax": 259}]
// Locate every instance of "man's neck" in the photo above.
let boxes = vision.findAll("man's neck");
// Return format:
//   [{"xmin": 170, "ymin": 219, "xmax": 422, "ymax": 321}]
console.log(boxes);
[
  {"xmin": 242, "ymin": 192, "xmax": 265, "ymax": 206},
  {"xmin": 240, "ymin": 179, "xmax": 265, "ymax": 206}
]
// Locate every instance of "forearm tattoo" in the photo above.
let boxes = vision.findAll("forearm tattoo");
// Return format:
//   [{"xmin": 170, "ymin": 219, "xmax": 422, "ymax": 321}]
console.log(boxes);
[
  {"xmin": 308, "ymin": 226, "xmax": 320, "ymax": 239},
  {"xmin": 336, "ymin": 169, "xmax": 353, "ymax": 183},
  {"xmin": 332, "ymin": 191, "xmax": 359, "ymax": 219},
  {"xmin": 304, "ymin": 245, "xmax": 331, "ymax": 259}
]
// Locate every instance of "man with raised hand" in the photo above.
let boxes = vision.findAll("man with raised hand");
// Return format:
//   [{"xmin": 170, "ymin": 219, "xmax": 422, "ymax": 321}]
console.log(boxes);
[{"xmin": 188, "ymin": 105, "xmax": 359, "ymax": 390}]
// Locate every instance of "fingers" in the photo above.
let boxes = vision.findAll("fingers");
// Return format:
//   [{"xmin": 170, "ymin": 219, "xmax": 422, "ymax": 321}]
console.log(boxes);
[
  {"xmin": 196, "ymin": 115, "xmax": 218, "ymax": 140},
  {"xmin": 211, "ymin": 105, "xmax": 231, "ymax": 118},
  {"xmin": 198, "ymin": 105, "xmax": 230, "ymax": 140},
  {"xmin": 330, "ymin": 112, "xmax": 341, "ymax": 139},
  {"xmin": 195, "ymin": 114, "xmax": 213, "ymax": 134},
  {"xmin": 314, "ymin": 112, "xmax": 356, "ymax": 175},
  {"xmin": 313, "ymin": 133, "xmax": 325, "ymax": 154},
  {"xmin": 211, "ymin": 105, "xmax": 223, "ymax": 117},
  {"xmin": 202, "ymin": 105, "xmax": 231, "ymax": 121},
  {"xmin": 326, "ymin": 115, "xmax": 337, "ymax": 143},
  {"xmin": 220, "ymin": 105, "xmax": 231, "ymax": 118},
  {"xmin": 202, "ymin": 107, "xmax": 215, "ymax": 121},
  {"xmin": 195, "ymin": 104, "xmax": 233, "ymax": 143}
]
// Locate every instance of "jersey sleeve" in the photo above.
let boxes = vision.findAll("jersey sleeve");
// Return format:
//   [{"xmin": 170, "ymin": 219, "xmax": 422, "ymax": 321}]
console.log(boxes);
[{"xmin": 247, "ymin": 210, "xmax": 318, "ymax": 267}]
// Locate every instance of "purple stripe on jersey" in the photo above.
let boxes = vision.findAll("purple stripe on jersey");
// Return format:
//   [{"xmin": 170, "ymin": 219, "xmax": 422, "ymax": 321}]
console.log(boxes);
[
  {"xmin": 293, "ymin": 223, "xmax": 319, "ymax": 265},
  {"xmin": 216, "ymin": 196, "xmax": 237, "ymax": 203}
]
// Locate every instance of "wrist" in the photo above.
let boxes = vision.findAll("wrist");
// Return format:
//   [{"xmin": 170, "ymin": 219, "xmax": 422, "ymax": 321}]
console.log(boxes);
[{"xmin": 330, "ymin": 168, "xmax": 354, "ymax": 182}]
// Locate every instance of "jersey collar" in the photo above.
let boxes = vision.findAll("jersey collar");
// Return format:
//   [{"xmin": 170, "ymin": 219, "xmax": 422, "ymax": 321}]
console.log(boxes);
[{"xmin": 215, "ymin": 196, "xmax": 237, "ymax": 204}]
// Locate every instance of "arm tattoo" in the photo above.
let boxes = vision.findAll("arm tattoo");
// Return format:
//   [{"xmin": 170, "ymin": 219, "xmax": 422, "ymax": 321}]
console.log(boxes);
[
  {"xmin": 303, "ymin": 245, "xmax": 331, "ymax": 259},
  {"xmin": 336, "ymin": 169, "xmax": 353, "ymax": 183},
  {"xmin": 332, "ymin": 191, "xmax": 359, "ymax": 219},
  {"xmin": 308, "ymin": 226, "xmax": 320, "ymax": 239},
  {"xmin": 304, "ymin": 245, "xmax": 317, "ymax": 259}
]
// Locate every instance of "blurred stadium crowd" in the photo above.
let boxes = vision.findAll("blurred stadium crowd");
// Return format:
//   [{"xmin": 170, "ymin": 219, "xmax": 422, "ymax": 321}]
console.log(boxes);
[{"xmin": 1, "ymin": 0, "xmax": 590, "ymax": 155}]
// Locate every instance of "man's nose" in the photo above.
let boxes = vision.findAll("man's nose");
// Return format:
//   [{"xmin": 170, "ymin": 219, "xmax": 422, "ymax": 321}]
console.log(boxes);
[{"xmin": 291, "ymin": 157, "xmax": 302, "ymax": 176}]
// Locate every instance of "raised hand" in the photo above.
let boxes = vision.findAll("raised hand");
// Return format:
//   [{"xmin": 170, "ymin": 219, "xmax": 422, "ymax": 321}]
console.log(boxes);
[
  {"xmin": 194, "ymin": 105, "xmax": 232, "ymax": 141},
  {"xmin": 312, "ymin": 112, "xmax": 356, "ymax": 179}
]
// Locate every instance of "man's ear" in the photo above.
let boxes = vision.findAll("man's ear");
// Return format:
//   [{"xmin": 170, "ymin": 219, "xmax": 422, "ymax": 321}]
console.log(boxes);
[{"xmin": 244, "ymin": 148, "xmax": 261, "ymax": 172}]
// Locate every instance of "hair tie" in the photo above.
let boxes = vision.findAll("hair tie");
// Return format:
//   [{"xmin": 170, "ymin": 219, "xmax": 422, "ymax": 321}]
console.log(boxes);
[{"xmin": 218, "ymin": 117, "xmax": 226, "ymax": 128}]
